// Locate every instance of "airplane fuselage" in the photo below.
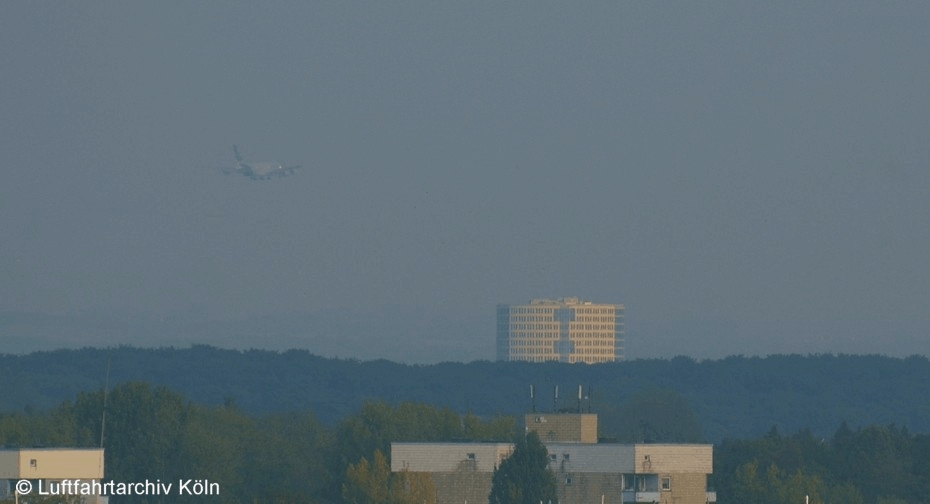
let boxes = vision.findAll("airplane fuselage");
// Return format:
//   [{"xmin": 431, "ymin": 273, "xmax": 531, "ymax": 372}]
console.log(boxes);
[{"xmin": 229, "ymin": 145, "xmax": 300, "ymax": 180}]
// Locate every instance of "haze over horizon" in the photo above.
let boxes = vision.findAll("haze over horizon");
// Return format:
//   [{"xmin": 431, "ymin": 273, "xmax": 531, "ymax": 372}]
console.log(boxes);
[{"xmin": 2, "ymin": 2, "xmax": 929, "ymax": 362}]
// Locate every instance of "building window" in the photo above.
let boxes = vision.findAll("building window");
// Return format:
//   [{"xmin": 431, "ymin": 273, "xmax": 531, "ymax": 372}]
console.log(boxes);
[
  {"xmin": 563, "ymin": 453, "xmax": 570, "ymax": 461},
  {"xmin": 622, "ymin": 474, "xmax": 634, "ymax": 490},
  {"xmin": 30, "ymin": 459, "xmax": 37, "ymax": 468},
  {"xmin": 466, "ymin": 453, "xmax": 476, "ymax": 461},
  {"xmin": 565, "ymin": 477, "xmax": 572, "ymax": 486},
  {"xmin": 662, "ymin": 477, "xmax": 671, "ymax": 491},
  {"xmin": 550, "ymin": 454, "xmax": 557, "ymax": 461}
]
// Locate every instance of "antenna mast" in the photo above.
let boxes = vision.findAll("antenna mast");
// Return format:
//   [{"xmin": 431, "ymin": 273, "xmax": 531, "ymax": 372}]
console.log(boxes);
[{"xmin": 100, "ymin": 356, "xmax": 111, "ymax": 449}]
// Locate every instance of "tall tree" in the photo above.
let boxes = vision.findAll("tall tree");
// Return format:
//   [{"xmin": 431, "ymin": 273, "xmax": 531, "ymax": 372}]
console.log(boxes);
[
  {"xmin": 74, "ymin": 383, "xmax": 190, "ymax": 487},
  {"xmin": 488, "ymin": 431, "xmax": 557, "ymax": 504},
  {"xmin": 342, "ymin": 450, "xmax": 436, "ymax": 504}
]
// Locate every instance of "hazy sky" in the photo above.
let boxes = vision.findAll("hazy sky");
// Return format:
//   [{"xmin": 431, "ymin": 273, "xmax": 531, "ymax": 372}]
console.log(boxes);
[{"xmin": 2, "ymin": 2, "xmax": 929, "ymax": 361}]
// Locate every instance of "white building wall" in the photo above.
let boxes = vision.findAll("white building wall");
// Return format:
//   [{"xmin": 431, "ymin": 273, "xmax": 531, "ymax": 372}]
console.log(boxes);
[
  {"xmin": 390, "ymin": 443, "xmax": 512, "ymax": 473},
  {"xmin": 544, "ymin": 444, "xmax": 636, "ymax": 473},
  {"xmin": 0, "ymin": 449, "xmax": 104, "ymax": 479},
  {"xmin": 391, "ymin": 443, "xmax": 712, "ymax": 475},
  {"xmin": 633, "ymin": 445, "xmax": 713, "ymax": 474}
]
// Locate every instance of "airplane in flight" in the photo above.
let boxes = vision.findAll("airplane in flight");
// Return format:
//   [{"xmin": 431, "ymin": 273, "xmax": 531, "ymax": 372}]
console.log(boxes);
[{"xmin": 222, "ymin": 145, "xmax": 301, "ymax": 180}]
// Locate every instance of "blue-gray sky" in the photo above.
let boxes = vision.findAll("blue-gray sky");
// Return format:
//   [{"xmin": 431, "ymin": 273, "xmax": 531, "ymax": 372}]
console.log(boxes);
[{"xmin": 2, "ymin": 2, "xmax": 929, "ymax": 362}]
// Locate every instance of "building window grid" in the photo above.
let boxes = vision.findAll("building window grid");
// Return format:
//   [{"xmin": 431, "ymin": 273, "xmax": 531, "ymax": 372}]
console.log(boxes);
[{"xmin": 500, "ymin": 301, "xmax": 623, "ymax": 363}]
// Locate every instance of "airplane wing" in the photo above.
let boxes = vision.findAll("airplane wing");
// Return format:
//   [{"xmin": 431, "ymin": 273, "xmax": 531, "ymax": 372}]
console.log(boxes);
[
  {"xmin": 265, "ymin": 165, "xmax": 300, "ymax": 177},
  {"xmin": 219, "ymin": 164, "xmax": 244, "ymax": 175}
]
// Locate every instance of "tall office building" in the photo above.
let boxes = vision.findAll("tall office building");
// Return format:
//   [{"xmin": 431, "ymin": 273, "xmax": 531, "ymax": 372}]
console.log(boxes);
[{"xmin": 496, "ymin": 297, "xmax": 624, "ymax": 364}]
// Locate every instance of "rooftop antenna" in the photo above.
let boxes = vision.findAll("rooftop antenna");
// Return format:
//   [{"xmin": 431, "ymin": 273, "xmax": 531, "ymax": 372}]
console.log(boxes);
[
  {"xmin": 577, "ymin": 385, "xmax": 583, "ymax": 413},
  {"xmin": 586, "ymin": 385, "xmax": 592, "ymax": 413},
  {"xmin": 553, "ymin": 385, "xmax": 559, "ymax": 412},
  {"xmin": 530, "ymin": 384, "xmax": 536, "ymax": 413}
]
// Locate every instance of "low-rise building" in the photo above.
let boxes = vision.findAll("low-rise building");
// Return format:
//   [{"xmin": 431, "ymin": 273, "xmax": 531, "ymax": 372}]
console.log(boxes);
[
  {"xmin": 0, "ymin": 448, "xmax": 106, "ymax": 504},
  {"xmin": 392, "ymin": 414, "xmax": 715, "ymax": 504}
]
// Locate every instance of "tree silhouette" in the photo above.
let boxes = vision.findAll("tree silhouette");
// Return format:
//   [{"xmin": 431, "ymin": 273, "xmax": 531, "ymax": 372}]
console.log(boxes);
[{"xmin": 489, "ymin": 431, "xmax": 557, "ymax": 504}]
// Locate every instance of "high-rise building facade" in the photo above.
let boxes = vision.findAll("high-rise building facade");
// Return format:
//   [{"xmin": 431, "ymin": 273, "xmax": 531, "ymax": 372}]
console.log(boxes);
[{"xmin": 496, "ymin": 297, "xmax": 624, "ymax": 364}]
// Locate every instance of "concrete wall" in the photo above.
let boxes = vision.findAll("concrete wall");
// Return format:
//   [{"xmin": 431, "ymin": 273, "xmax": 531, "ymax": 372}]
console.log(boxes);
[
  {"xmin": 0, "ymin": 449, "xmax": 104, "ymax": 479},
  {"xmin": 553, "ymin": 472, "xmax": 626, "ymax": 504},
  {"xmin": 392, "ymin": 442, "xmax": 713, "ymax": 504},
  {"xmin": 546, "ymin": 444, "xmax": 636, "ymax": 473},
  {"xmin": 0, "ymin": 451, "xmax": 18, "ymax": 481},
  {"xmin": 633, "ymin": 445, "xmax": 712, "ymax": 474},
  {"xmin": 663, "ymin": 472, "xmax": 708, "ymax": 504},
  {"xmin": 551, "ymin": 472, "xmax": 709, "ymax": 504},
  {"xmin": 526, "ymin": 413, "xmax": 598, "ymax": 443},
  {"xmin": 392, "ymin": 443, "xmax": 712, "ymax": 476},
  {"xmin": 429, "ymin": 472, "xmax": 493, "ymax": 504},
  {"xmin": 391, "ymin": 443, "xmax": 512, "ymax": 473}
]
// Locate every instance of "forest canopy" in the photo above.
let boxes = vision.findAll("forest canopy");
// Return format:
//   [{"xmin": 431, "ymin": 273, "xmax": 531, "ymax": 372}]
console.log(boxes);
[
  {"xmin": 3, "ymin": 382, "xmax": 930, "ymax": 504},
  {"xmin": 2, "ymin": 347, "xmax": 929, "ymax": 441}
]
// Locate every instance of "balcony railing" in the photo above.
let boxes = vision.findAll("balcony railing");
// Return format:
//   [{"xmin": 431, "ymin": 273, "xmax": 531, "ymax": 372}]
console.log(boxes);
[
  {"xmin": 621, "ymin": 490, "xmax": 660, "ymax": 503},
  {"xmin": 620, "ymin": 490, "xmax": 716, "ymax": 503}
]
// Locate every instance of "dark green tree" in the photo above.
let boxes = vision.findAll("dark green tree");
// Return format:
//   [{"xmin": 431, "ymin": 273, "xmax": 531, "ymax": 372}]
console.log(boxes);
[
  {"xmin": 488, "ymin": 431, "xmax": 557, "ymax": 504},
  {"xmin": 73, "ymin": 382, "xmax": 191, "ymax": 503},
  {"xmin": 240, "ymin": 411, "xmax": 331, "ymax": 503}
]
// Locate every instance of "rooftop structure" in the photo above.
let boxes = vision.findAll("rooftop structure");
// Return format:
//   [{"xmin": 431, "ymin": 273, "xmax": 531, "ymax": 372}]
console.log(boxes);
[{"xmin": 526, "ymin": 412, "xmax": 598, "ymax": 443}]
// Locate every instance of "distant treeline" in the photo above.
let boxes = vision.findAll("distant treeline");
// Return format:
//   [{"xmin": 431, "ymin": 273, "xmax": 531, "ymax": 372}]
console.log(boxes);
[
  {"xmin": 2, "ymin": 383, "xmax": 929, "ymax": 504},
  {"xmin": 2, "ymin": 346, "xmax": 930, "ymax": 441},
  {"xmin": 714, "ymin": 422, "xmax": 930, "ymax": 504},
  {"xmin": 0, "ymin": 383, "xmax": 512, "ymax": 504}
]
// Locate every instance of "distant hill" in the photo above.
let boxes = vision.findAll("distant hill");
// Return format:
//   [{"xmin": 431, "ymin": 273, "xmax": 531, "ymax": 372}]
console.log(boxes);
[
  {"xmin": 0, "ymin": 310, "xmax": 492, "ymax": 363},
  {"xmin": 1, "ymin": 346, "xmax": 928, "ymax": 442}
]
